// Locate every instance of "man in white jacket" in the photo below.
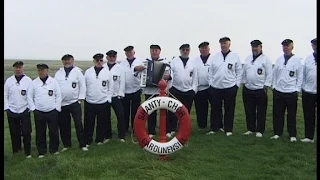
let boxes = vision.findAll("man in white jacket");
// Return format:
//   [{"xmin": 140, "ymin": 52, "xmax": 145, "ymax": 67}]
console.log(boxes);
[
  {"xmin": 119, "ymin": 46, "xmax": 142, "ymax": 134},
  {"xmin": 4, "ymin": 61, "xmax": 33, "ymax": 158},
  {"xmin": 271, "ymin": 39, "xmax": 303, "ymax": 142},
  {"xmin": 27, "ymin": 64, "xmax": 62, "ymax": 158},
  {"xmin": 104, "ymin": 50, "xmax": 126, "ymax": 142},
  {"xmin": 83, "ymin": 53, "xmax": 113, "ymax": 146},
  {"xmin": 207, "ymin": 37, "xmax": 243, "ymax": 136},
  {"xmin": 301, "ymin": 38, "xmax": 317, "ymax": 143},
  {"xmin": 168, "ymin": 44, "xmax": 198, "ymax": 137},
  {"xmin": 55, "ymin": 54, "xmax": 88, "ymax": 151},
  {"xmin": 193, "ymin": 41, "xmax": 214, "ymax": 131},
  {"xmin": 241, "ymin": 40, "xmax": 272, "ymax": 138},
  {"xmin": 132, "ymin": 44, "xmax": 172, "ymax": 138}
]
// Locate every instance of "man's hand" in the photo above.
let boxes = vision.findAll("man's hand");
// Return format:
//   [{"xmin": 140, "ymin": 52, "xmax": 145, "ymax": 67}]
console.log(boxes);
[
  {"xmin": 163, "ymin": 75, "xmax": 172, "ymax": 80},
  {"xmin": 263, "ymin": 86, "xmax": 269, "ymax": 94},
  {"xmin": 134, "ymin": 66, "xmax": 146, "ymax": 72}
]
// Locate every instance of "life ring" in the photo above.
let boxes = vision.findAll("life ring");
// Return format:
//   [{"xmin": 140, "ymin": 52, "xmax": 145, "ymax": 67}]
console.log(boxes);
[{"xmin": 134, "ymin": 96, "xmax": 192, "ymax": 155}]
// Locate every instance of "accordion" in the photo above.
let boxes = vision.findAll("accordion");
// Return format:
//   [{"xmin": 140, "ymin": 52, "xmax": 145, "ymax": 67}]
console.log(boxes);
[{"xmin": 140, "ymin": 59, "xmax": 169, "ymax": 88}]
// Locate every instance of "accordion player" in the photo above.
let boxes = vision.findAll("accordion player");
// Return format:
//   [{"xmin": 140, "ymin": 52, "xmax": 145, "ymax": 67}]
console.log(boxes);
[{"xmin": 139, "ymin": 59, "xmax": 170, "ymax": 88}]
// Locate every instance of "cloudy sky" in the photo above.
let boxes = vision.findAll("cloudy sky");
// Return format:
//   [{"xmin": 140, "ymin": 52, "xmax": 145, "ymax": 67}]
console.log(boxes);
[{"xmin": 4, "ymin": 0, "xmax": 316, "ymax": 63}]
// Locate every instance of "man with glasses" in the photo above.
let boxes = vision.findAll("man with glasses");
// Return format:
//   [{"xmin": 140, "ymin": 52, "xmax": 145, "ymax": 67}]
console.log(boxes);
[
  {"xmin": 83, "ymin": 53, "xmax": 113, "ymax": 146},
  {"xmin": 54, "ymin": 54, "xmax": 88, "ymax": 152},
  {"xmin": 167, "ymin": 44, "xmax": 198, "ymax": 137},
  {"xmin": 119, "ymin": 46, "xmax": 142, "ymax": 134},
  {"xmin": 104, "ymin": 50, "xmax": 126, "ymax": 142},
  {"xmin": 271, "ymin": 39, "xmax": 303, "ymax": 142},
  {"xmin": 4, "ymin": 61, "xmax": 33, "ymax": 158},
  {"xmin": 193, "ymin": 41, "xmax": 214, "ymax": 131}
]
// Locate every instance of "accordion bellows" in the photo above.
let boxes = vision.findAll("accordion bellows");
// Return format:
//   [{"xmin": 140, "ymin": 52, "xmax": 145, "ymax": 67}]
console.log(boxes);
[{"xmin": 140, "ymin": 59, "xmax": 169, "ymax": 87}]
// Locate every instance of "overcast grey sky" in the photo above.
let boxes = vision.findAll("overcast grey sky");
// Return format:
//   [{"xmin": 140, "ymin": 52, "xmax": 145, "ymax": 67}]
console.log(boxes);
[{"xmin": 4, "ymin": 0, "xmax": 316, "ymax": 63}]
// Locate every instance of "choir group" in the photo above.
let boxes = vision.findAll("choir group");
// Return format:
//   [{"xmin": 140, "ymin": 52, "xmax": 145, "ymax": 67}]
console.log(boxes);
[{"xmin": 4, "ymin": 37, "xmax": 317, "ymax": 159}]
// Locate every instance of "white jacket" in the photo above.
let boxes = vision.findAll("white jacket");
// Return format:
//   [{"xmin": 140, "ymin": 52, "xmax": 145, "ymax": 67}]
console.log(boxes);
[
  {"xmin": 208, "ymin": 51, "xmax": 243, "ymax": 89},
  {"xmin": 302, "ymin": 53, "xmax": 317, "ymax": 94},
  {"xmin": 4, "ymin": 75, "xmax": 33, "ymax": 113},
  {"xmin": 27, "ymin": 76, "xmax": 62, "ymax": 112},
  {"xmin": 171, "ymin": 56, "xmax": 198, "ymax": 93},
  {"xmin": 119, "ymin": 58, "xmax": 142, "ymax": 94},
  {"xmin": 193, "ymin": 55, "xmax": 214, "ymax": 91},
  {"xmin": 84, "ymin": 66, "xmax": 113, "ymax": 104},
  {"xmin": 104, "ymin": 63, "xmax": 125, "ymax": 97},
  {"xmin": 54, "ymin": 66, "xmax": 86, "ymax": 106},
  {"xmin": 242, "ymin": 53, "xmax": 273, "ymax": 90},
  {"xmin": 272, "ymin": 54, "xmax": 303, "ymax": 93}
]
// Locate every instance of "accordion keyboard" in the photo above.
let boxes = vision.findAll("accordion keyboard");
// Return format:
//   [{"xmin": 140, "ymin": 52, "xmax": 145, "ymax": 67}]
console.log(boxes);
[{"xmin": 140, "ymin": 60, "xmax": 148, "ymax": 87}]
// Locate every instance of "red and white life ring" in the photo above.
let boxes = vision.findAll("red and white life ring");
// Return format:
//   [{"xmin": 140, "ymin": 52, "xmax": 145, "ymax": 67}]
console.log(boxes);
[{"xmin": 134, "ymin": 96, "xmax": 192, "ymax": 155}]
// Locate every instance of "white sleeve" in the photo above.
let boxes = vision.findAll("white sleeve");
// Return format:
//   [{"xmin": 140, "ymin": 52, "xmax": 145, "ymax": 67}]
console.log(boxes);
[
  {"xmin": 264, "ymin": 57, "xmax": 273, "ymax": 87},
  {"xmin": 272, "ymin": 61, "xmax": 278, "ymax": 89},
  {"xmin": 27, "ymin": 82, "xmax": 35, "ymax": 111},
  {"xmin": 132, "ymin": 59, "xmax": 144, "ymax": 76},
  {"xmin": 192, "ymin": 66, "xmax": 198, "ymax": 93},
  {"xmin": 235, "ymin": 55, "xmax": 243, "ymax": 87},
  {"xmin": 302, "ymin": 58, "xmax": 307, "ymax": 89},
  {"xmin": 208, "ymin": 59, "xmax": 214, "ymax": 87},
  {"xmin": 107, "ymin": 74, "xmax": 114, "ymax": 103},
  {"xmin": 55, "ymin": 80, "xmax": 62, "ymax": 112},
  {"xmin": 119, "ymin": 69, "xmax": 125, "ymax": 97},
  {"xmin": 4, "ymin": 81, "xmax": 9, "ymax": 110},
  {"xmin": 241, "ymin": 62, "xmax": 247, "ymax": 84},
  {"xmin": 84, "ymin": 70, "xmax": 90, "ymax": 89},
  {"xmin": 296, "ymin": 59, "xmax": 303, "ymax": 92},
  {"xmin": 78, "ymin": 70, "xmax": 86, "ymax": 100}
]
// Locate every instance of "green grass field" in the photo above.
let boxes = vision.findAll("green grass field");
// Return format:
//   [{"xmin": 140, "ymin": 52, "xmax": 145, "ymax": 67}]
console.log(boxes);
[{"xmin": 4, "ymin": 60, "xmax": 317, "ymax": 180}]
